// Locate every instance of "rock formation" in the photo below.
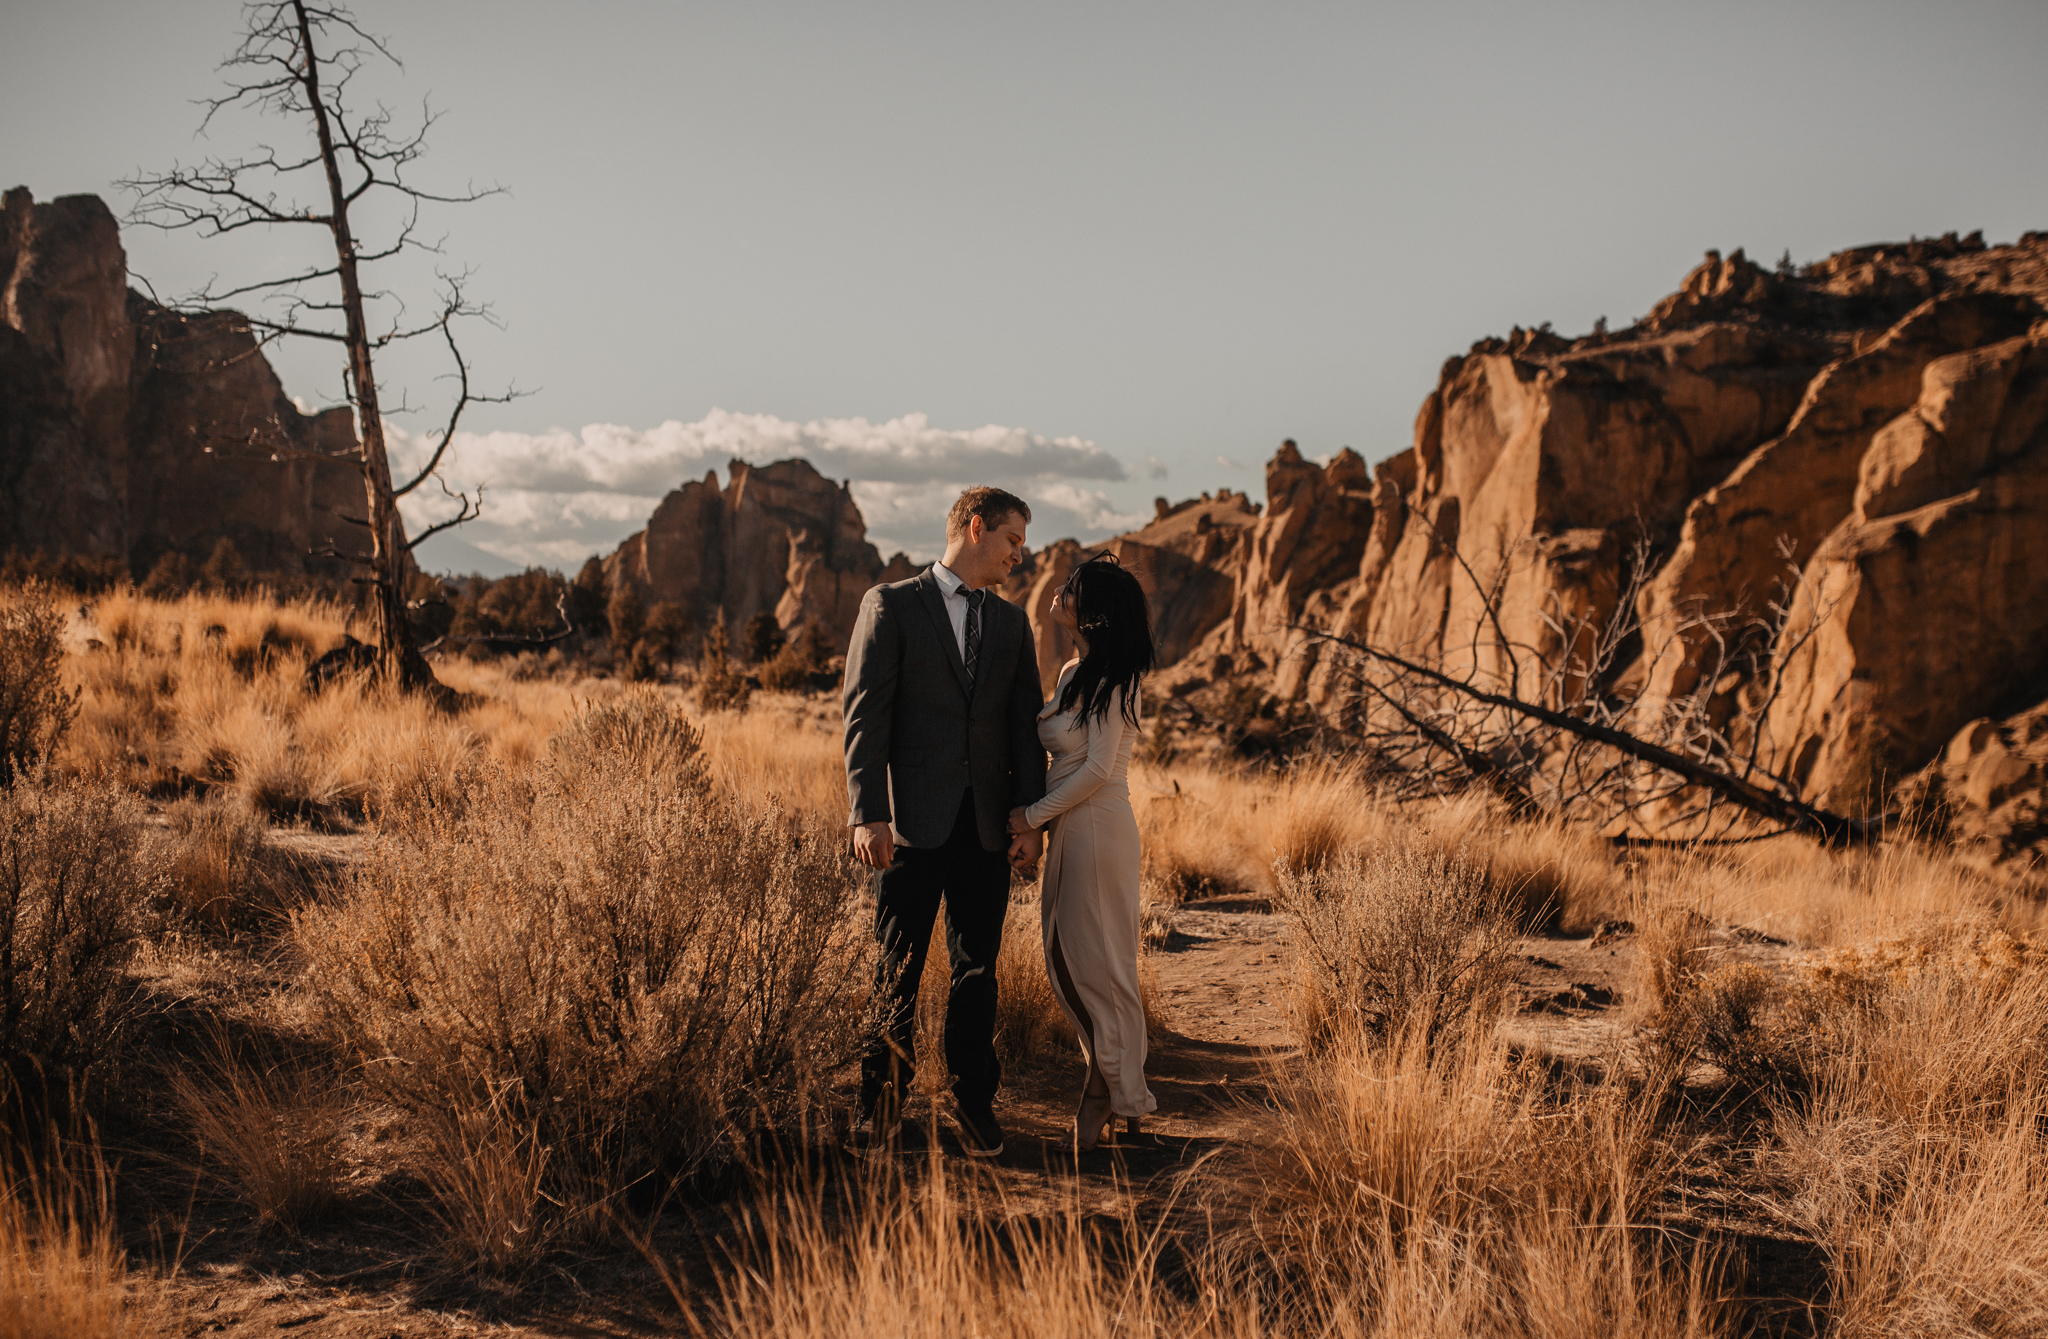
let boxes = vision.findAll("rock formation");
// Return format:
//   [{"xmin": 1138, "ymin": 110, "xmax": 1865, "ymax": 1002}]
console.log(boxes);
[
  {"xmin": 1902, "ymin": 701, "xmax": 2048, "ymax": 869},
  {"xmin": 602, "ymin": 457, "xmax": 914, "ymax": 653},
  {"xmin": 0, "ymin": 187, "xmax": 369, "ymax": 577},
  {"xmin": 1001, "ymin": 489, "xmax": 1260, "ymax": 693},
  {"xmin": 1126, "ymin": 231, "xmax": 2048, "ymax": 867}
]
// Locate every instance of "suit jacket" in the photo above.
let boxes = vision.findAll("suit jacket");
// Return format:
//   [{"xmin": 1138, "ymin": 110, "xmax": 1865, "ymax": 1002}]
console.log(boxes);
[{"xmin": 842, "ymin": 568, "xmax": 1047, "ymax": 852}]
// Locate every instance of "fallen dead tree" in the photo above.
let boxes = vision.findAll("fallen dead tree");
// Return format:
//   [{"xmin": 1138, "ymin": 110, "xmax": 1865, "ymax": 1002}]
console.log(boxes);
[{"xmin": 1300, "ymin": 536, "xmax": 1892, "ymax": 847}]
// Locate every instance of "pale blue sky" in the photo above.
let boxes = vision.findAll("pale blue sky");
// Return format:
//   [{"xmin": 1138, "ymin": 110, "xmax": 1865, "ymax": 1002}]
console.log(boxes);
[{"xmin": 8, "ymin": 0, "xmax": 2047, "ymax": 571}]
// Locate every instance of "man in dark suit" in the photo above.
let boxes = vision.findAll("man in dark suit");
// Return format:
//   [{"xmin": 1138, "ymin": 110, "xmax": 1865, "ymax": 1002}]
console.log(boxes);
[{"xmin": 842, "ymin": 486, "xmax": 1047, "ymax": 1158}]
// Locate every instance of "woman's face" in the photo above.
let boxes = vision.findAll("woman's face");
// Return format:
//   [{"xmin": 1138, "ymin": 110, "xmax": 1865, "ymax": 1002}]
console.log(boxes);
[{"xmin": 1049, "ymin": 583, "xmax": 1080, "ymax": 634}]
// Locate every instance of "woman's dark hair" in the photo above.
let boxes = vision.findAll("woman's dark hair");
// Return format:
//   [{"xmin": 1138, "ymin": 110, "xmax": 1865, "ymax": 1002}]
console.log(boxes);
[{"xmin": 1056, "ymin": 552, "xmax": 1154, "ymax": 729}]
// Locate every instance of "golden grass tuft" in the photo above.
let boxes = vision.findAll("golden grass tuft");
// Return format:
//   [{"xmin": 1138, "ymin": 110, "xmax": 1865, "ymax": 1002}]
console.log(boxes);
[
  {"xmin": 1251, "ymin": 1018, "xmax": 1734, "ymax": 1337},
  {"xmin": 160, "ymin": 798, "xmax": 283, "ymax": 934},
  {"xmin": 674, "ymin": 1157, "xmax": 1253, "ymax": 1339},
  {"xmin": 1276, "ymin": 836, "xmax": 1519, "ymax": 1052},
  {"xmin": 172, "ymin": 1049, "xmax": 346, "ymax": 1231},
  {"xmin": 1775, "ymin": 947, "xmax": 2048, "ymax": 1336},
  {"xmin": 0, "ymin": 1141, "xmax": 140, "ymax": 1339}
]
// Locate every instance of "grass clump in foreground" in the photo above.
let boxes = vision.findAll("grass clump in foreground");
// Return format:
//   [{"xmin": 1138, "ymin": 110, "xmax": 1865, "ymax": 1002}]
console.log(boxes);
[
  {"xmin": 293, "ymin": 693, "xmax": 876, "ymax": 1274},
  {"xmin": 0, "ymin": 1139, "xmax": 152, "ymax": 1339}
]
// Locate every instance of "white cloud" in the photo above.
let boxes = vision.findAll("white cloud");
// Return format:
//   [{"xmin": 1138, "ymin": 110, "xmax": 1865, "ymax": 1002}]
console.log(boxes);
[
  {"xmin": 1032, "ymin": 483, "xmax": 1147, "ymax": 535},
  {"xmin": 1215, "ymin": 454, "xmax": 1243, "ymax": 470},
  {"xmin": 388, "ymin": 409, "xmax": 1136, "ymax": 569},
  {"xmin": 1145, "ymin": 454, "xmax": 1169, "ymax": 480}
]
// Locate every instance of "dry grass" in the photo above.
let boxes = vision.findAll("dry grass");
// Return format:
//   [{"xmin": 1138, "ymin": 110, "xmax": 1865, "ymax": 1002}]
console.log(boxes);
[
  {"xmin": 992, "ymin": 893, "xmax": 1076, "ymax": 1070},
  {"xmin": 58, "ymin": 588, "xmax": 593, "ymax": 818},
  {"xmin": 0, "ymin": 1140, "xmax": 143, "ymax": 1338},
  {"xmin": 677, "ymin": 1014, "xmax": 1732, "ymax": 1339},
  {"xmin": 159, "ymin": 798, "xmax": 287, "ymax": 935},
  {"xmin": 413, "ymin": 1090, "xmax": 556, "ymax": 1278},
  {"xmin": 1774, "ymin": 937, "xmax": 2048, "ymax": 1336},
  {"xmin": 1132, "ymin": 762, "xmax": 1628, "ymax": 929},
  {"xmin": 0, "ymin": 581, "xmax": 75, "ymax": 787},
  {"xmin": 1276, "ymin": 837, "xmax": 1519, "ymax": 1051},
  {"xmin": 25, "ymin": 582, "xmax": 2048, "ymax": 1328},
  {"xmin": 172, "ymin": 1047, "xmax": 346, "ymax": 1231},
  {"xmin": 0, "ymin": 777, "xmax": 154, "ymax": 1108},
  {"xmin": 695, "ymin": 695, "xmax": 846, "ymax": 823},
  {"xmin": 1661, "ymin": 834, "xmax": 2041, "ymax": 948},
  {"xmin": 671, "ymin": 1156, "xmax": 1254, "ymax": 1339},
  {"xmin": 1251, "ymin": 1017, "xmax": 1732, "ymax": 1337}
]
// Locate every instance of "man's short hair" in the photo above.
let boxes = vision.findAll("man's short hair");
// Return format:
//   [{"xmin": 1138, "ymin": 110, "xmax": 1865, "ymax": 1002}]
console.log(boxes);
[{"xmin": 946, "ymin": 486, "xmax": 1032, "ymax": 540}]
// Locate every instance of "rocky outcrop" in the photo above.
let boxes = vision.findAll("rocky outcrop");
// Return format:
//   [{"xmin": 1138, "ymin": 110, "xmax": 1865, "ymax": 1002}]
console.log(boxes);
[
  {"xmin": 1139, "ymin": 231, "xmax": 2048, "ymax": 865},
  {"xmin": 1636, "ymin": 291, "xmax": 2040, "ymax": 708},
  {"xmin": 1765, "ymin": 323, "xmax": 2048, "ymax": 811},
  {"xmin": 602, "ymin": 457, "xmax": 910, "ymax": 652},
  {"xmin": 1902, "ymin": 702, "xmax": 2048, "ymax": 872},
  {"xmin": 1003, "ymin": 489, "xmax": 1260, "ymax": 694},
  {"xmin": 0, "ymin": 187, "xmax": 368, "ymax": 576}
]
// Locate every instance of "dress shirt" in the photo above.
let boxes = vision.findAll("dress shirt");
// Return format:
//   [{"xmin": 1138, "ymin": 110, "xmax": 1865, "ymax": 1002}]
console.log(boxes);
[{"xmin": 931, "ymin": 561, "xmax": 974, "ymax": 663}]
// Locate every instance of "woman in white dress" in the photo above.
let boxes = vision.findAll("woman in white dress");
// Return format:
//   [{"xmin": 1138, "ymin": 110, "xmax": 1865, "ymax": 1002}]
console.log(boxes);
[{"xmin": 1008, "ymin": 553, "xmax": 1156, "ymax": 1151}]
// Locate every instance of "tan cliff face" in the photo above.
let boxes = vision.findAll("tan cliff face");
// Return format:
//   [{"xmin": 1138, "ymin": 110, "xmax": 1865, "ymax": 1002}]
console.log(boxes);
[
  {"xmin": 601, "ymin": 457, "xmax": 911, "ymax": 653},
  {"xmin": 1139, "ymin": 232, "xmax": 2048, "ymax": 866},
  {"xmin": 0, "ymin": 187, "xmax": 369, "ymax": 576}
]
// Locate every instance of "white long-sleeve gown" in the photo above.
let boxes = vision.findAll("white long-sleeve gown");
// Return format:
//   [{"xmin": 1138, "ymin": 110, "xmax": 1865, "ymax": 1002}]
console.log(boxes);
[{"xmin": 1024, "ymin": 663, "xmax": 1155, "ymax": 1119}]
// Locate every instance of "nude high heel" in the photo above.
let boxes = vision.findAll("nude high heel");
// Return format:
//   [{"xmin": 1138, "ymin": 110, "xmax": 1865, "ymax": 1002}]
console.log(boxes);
[{"xmin": 1075, "ymin": 1070, "xmax": 1113, "ymax": 1152}]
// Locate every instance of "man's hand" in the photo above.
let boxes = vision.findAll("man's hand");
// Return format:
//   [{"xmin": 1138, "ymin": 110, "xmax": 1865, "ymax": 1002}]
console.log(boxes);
[
  {"xmin": 1008, "ymin": 828, "xmax": 1043, "ymax": 877},
  {"xmin": 852, "ymin": 821, "xmax": 895, "ymax": 871}
]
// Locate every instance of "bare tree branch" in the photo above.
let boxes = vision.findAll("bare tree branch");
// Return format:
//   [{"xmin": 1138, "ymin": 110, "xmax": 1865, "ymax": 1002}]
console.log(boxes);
[{"xmin": 122, "ymin": 0, "xmax": 512, "ymax": 691}]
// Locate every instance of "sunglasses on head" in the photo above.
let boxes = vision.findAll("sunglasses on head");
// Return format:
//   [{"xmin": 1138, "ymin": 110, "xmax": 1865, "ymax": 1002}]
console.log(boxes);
[{"xmin": 1061, "ymin": 549, "xmax": 1120, "ymax": 594}]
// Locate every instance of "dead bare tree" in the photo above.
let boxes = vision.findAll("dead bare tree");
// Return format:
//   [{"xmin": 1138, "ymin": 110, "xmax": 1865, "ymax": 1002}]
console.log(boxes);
[
  {"xmin": 1302, "ymin": 536, "xmax": 1890, "ymax": 847},
  {"xmin": 122, "ymin": 1, "xmax": 517, "ymax": 689}
]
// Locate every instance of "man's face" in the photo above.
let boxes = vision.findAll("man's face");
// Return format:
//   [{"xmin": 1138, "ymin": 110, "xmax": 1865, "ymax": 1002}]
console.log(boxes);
[{"xmin": 964, "ymin": 511, "xmax": 1029, "ymax": 587}]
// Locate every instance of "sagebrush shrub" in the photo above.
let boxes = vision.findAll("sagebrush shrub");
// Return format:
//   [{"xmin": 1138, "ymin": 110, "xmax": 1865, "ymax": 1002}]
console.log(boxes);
[
  {"xmin": 1637, "ymin": 905, "xmax": 1803, "ymax": 1090},
  {"xmin": 546, "ymin": 686, "xmax": 707, "ymax": 794},
  {"xmin": 294, "ymin": 730, "xmax": 873, "ymax": 1263},
  {"xmin": 0, "ymin": 582, "xmax": 78, "ymax": 789},
  {"xmin": 1276, "ymin": 840, "xmax": 1516, "ymax": 1052},
  {"xmin": 0, "ymin": 776, "xmax": 154, "ymax": 1107}
]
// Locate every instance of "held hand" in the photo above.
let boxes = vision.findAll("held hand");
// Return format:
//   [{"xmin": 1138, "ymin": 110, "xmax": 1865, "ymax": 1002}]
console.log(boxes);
[
  {"xmin": 851, "ymin": 821, "xmax": 895, "ymax": 871},
  {"xmin": 1007, "ymin": 806, "xmax": 1034, "ymax": 836},
  {"xmin": 1008, "ymin": 828, "xmax": 1043, "ymax": 877}
]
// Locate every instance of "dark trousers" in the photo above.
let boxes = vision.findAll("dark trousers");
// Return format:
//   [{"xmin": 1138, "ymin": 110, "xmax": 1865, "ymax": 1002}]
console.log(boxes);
[{"xmin": 859, "ymin": 791, "xmax": 1011, "ymax": 1118}]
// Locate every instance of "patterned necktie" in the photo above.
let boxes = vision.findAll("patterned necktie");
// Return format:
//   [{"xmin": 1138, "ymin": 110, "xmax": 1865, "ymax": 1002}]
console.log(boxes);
[{"xmin": 963, "ymin": 588, "xmax": 984, "ymax": 688}]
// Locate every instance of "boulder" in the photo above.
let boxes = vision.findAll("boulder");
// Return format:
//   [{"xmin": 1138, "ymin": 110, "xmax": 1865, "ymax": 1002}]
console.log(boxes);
[
  {"xmin": 1636, "ymin": 291, "xmax": 2041, "ymax": 709},
  {"xmin": 1900, "ymin": 700, "xmax": 2048, "ymax": 871}
]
